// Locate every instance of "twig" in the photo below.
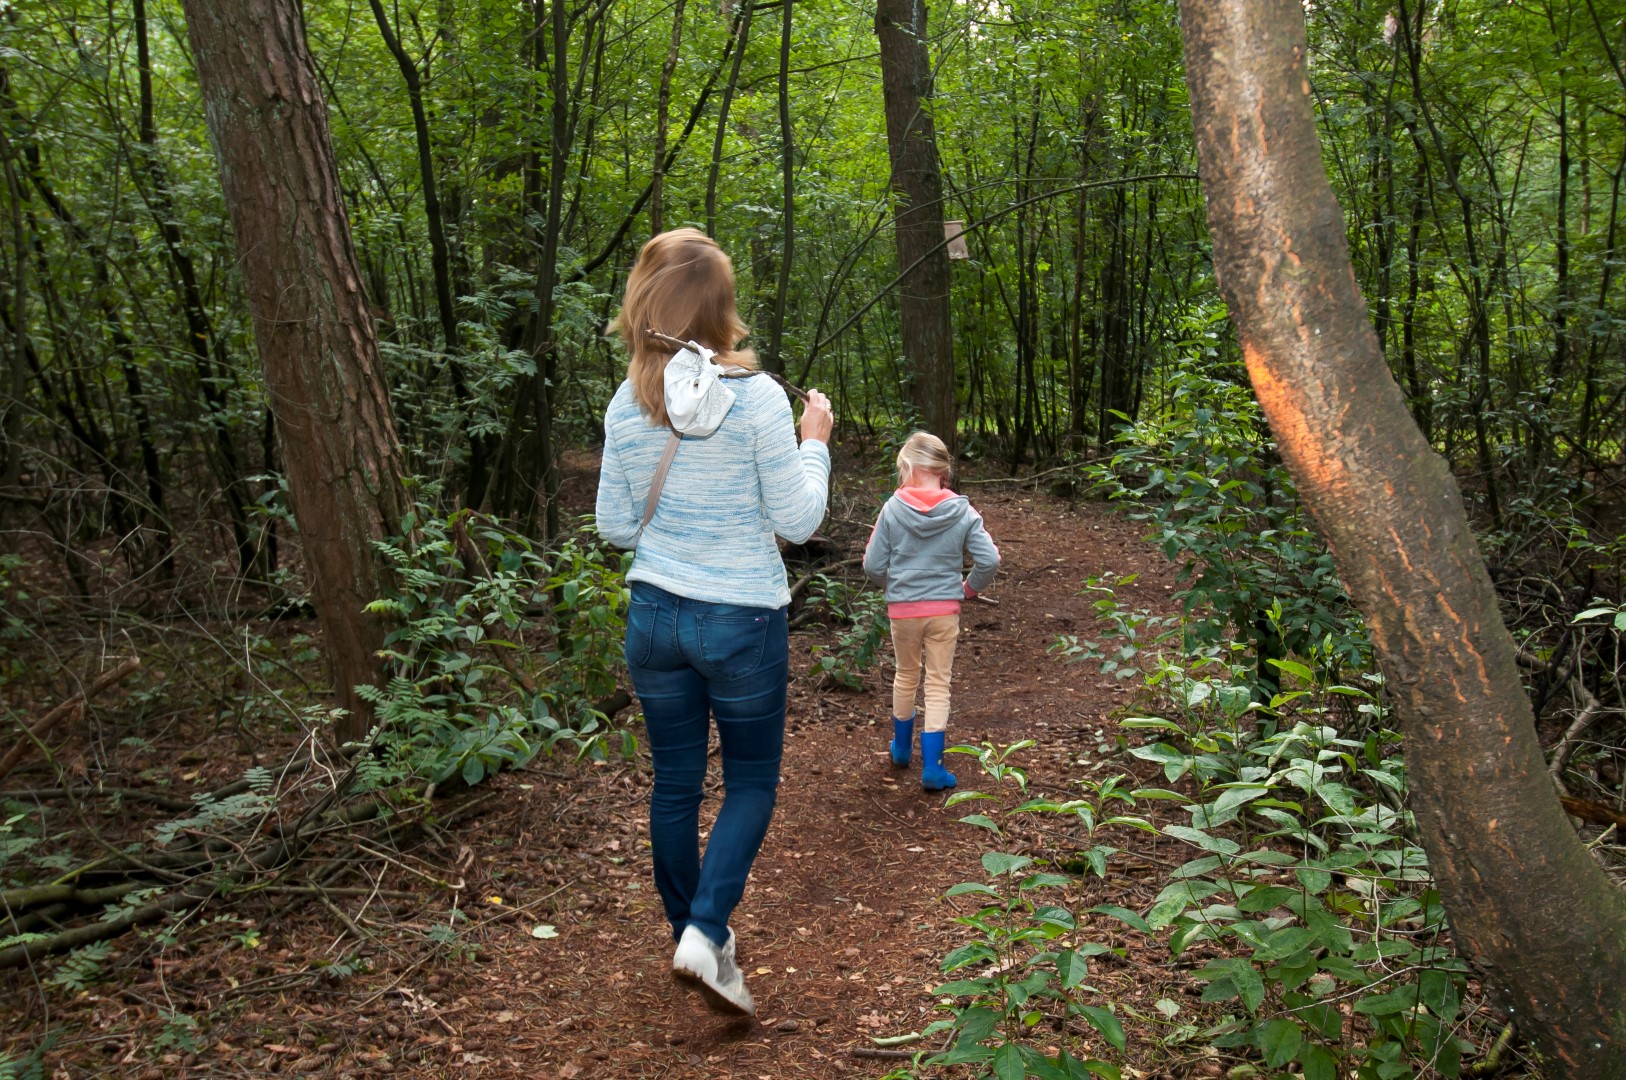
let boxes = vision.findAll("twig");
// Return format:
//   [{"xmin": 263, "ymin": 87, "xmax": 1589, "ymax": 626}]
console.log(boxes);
[
  {"xmin": 0, "ymin": 657, "xmax": 141, "ymax": 783},
  {"xmin": 315, "ymin": 889, "xmax": 370, "ymax": 944},
  {"xmin": 643, "ymin": 328, "xmax": 810, "ymax": 400},
  {"xmin": 1548, "ymin": 676, "xmax": 1611, "ymax": 792},
  {"xmin": 848, "ymin": 1048, "xmax": 918, "ymax": 1060}
]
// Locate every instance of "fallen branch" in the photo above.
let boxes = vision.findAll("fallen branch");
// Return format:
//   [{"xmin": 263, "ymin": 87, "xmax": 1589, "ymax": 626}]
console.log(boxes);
[
  {"xmin": 0, "ymin": 786, "xmax": 195, "ymax": 812},
  {"xmin": 1549, "ymin": 679, "xmax": 1611, "ymax": 792},
  {"xmin": 0, "ymin": 657, "xmax": 141, "ymax": 783}
]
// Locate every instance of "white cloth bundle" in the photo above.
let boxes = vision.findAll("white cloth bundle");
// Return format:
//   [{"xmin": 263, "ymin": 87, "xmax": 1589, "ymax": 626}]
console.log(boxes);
[{"xmin": 662, "ymin": 342, "xmax": 735, "ymax": 436}]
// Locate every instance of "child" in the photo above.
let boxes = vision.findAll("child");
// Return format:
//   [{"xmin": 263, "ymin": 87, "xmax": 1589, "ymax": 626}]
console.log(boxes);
[{"xmin": 862, "ymin": 432, "xmax": 1000, "ymax": 790}]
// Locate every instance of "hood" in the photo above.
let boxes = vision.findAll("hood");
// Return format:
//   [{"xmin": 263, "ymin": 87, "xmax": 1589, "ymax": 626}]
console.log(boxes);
[{"xmin": 888, "ymin": 487, "xmax": 970, "ymax": 538}]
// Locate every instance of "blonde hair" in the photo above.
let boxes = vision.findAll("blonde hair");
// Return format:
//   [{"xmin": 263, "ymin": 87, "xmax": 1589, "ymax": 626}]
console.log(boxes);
[
  {"xmin": 610, "ymin": 228, "xmax": 755, "ymax": 426},
  {"xmin": 896, "ymin": 431, "xmax": 952, "ymax": 486}
]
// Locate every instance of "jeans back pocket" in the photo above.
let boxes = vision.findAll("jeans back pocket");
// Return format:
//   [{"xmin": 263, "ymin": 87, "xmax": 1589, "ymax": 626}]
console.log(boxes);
[
  {"xmin": 624, "ymin": 599, "xmax": 661, "ymax": 670},
  {"xmin": 696, "ymin": 612, "xmax": 772, "ymax": 681}
]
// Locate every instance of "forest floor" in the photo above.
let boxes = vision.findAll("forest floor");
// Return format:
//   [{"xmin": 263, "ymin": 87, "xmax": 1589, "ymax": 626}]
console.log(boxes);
[{"xmin": 3, "ymin": 481, "xmax": 1243, "ymax": 1079}]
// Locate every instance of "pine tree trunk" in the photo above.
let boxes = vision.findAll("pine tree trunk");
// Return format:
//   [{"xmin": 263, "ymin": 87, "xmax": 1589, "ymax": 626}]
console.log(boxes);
[
  {"xmin": 1178, "ymin": 3, "xmax": 1626, "ymax": 1074},
  {"xmin": 875, "ymin": 0, "xmax": 955, "ymax": 447},
  {"xmin": 181, "ymin": 0, "xmax": 407, "ymax": 743}
]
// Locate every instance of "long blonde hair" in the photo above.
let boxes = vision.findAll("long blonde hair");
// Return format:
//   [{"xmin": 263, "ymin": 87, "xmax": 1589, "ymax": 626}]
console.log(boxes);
[
  {"xmin": 896, "ymin": 431, "xmax": 952, "ymax": 485},
  {"xmin": 610, "ymin": 228, "xmax": 756, "ymax": 426}
]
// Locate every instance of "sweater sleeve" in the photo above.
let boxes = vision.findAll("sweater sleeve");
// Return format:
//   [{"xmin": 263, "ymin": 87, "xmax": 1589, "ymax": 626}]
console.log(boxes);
[
  {"xmin": 963, "ymin": 507, "xmax": 1001, "ymax": 595},
  {"xmin": 593, "ymin": 408, "xmax": 641, "ymax": 549},
  {"xmin": 752, "ymin": 383, "xmax": 830, "ymax": 543},
  {"xmin": 862, "ymin": 506, "xmax": 891, "ymax": 587}
]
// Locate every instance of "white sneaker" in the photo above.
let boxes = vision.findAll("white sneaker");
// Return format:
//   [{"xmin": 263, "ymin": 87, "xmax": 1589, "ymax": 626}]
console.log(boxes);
[{"xmin": 672, "ymin": 925, "xmax": 754, "ymax": 1015}]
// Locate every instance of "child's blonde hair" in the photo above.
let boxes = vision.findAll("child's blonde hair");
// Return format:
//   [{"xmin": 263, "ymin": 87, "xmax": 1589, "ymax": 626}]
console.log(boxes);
[
  {"xmin": 610, "ymin": 228, "xmax": 755, "ymax": 427},
  {"xmin": 896, "ymin": 431, "xmax": 952, "ymax": 486}
]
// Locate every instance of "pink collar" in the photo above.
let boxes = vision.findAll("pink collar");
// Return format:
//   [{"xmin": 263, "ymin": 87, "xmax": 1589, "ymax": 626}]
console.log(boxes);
[{"xmin": 896, "ymin": 485, "xmax": 958, "ymax": 511}]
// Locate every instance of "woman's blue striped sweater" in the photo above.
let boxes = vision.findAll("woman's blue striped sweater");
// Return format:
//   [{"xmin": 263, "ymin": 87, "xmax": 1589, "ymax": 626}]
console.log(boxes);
[{"xmin": 594, "ymin": 375, "xmax": 830, "ymax": 609}]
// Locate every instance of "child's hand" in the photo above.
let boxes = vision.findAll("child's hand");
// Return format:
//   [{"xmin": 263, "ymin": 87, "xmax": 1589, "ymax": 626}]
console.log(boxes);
[{"xmin": 799, "ymin": 389, "xmax": 833, "ymax": 444}]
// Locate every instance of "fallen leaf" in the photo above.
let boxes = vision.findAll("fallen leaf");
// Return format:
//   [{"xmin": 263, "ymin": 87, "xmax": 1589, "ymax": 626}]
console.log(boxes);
[
  {"xmin": 531, "ymin": 924, "xmax": 559, "ymax": 939},
  {"xmin": 494, "ymin": 1011, "xmax": 517, "ymax": 1023},
  {"xmin": 487, "ymin": 895, "xmax": 504, "ymax": 905},
  {"xmin": 755, "ymin": 966, "xmax": 773, "ymax": 975}
]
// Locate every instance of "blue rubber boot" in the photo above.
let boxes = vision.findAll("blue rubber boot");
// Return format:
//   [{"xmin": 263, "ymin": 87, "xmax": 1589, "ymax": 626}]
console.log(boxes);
[
  {"xmin": 920, "ymin": 730, "xmax": 957, "ymax": 791},
  {"xmin": 889, "ymin": 714, "xmax": 915, "ymax": 767}
]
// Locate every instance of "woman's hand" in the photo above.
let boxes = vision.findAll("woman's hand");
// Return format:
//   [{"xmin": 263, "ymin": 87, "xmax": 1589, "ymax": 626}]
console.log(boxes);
[{"xmin": 799, "ymin": 389, "xmax": 833, "ymax": 444}]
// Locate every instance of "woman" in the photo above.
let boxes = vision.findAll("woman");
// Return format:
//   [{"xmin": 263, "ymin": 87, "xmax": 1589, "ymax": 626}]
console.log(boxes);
[{"xmin": 595, "ymin": 229, "xmax": 833, "ymax": 1015}]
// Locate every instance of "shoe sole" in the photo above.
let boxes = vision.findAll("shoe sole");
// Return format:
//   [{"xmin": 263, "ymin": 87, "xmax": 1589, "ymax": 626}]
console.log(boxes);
[{"xmin": 673, "ymin": 967, "xmax": 754, "ymax": 1016}]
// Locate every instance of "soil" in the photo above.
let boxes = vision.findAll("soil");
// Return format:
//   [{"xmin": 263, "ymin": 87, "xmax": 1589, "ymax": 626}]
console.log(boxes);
[{"xmin": 0, "ymin": 485, "xmax": 1251, "ymax": 1078}]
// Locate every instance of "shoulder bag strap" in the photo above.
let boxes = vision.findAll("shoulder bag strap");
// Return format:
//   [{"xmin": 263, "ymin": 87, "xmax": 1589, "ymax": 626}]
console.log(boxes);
[{"xmin": 640, "ymin": 430, "xmax": 683, "ymax": 531}]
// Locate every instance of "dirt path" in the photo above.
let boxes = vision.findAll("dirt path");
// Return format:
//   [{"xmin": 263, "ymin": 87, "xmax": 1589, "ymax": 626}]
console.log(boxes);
[
  {"xmin": 411, "ymin": 489, "xmax": 1185, "ymax": 1079},
  {"xmin": 6, "ymin": 488, "xmax": 1192, "ymax": 1079}
]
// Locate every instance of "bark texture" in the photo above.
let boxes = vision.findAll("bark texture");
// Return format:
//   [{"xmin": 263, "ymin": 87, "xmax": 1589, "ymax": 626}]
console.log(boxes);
[
  {"xmin": 875, "ymin": 0, "xmax": 956, "ymax": 447},
  {"xmin": 1178, "ymin": 4, "xmax": 1626, "ymax": 1073},
  {"xmin": 181, "ymin": 0, "xmax": 407, "ymax": 742}
]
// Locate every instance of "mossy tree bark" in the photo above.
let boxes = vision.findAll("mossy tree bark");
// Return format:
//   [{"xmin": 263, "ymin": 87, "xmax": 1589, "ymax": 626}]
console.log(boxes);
[
  {"xmin": 181, "ymin": 0, "xmax": 407, "ymax": 743},
  {"xmin": 1178, "ymin": 2, "xmax": 1626, "ymax": 1074}
]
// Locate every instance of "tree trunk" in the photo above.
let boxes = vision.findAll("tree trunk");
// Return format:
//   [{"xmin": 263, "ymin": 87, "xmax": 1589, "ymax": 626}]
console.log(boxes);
[
  {"xmin": 181, "ymin": 0, "xmax": 408, "ymax": 743},
  {"xmin": 764, "ymin": 0, "xmax": 794, "ymax": 376},
  {"xmin": 875, "ymin": 0, "xmax": 955, "ymax": 448},
  {"xmin": 650, "ymin": 0, "xmax": 688, "ymax": 235},
  {"xmin": 1177, "ymin": 3, "xmax": 1626, "ymax": 1074},
  {"xmin": 705, "ymin": 1, "xmax": 753, "ymax": 238}
]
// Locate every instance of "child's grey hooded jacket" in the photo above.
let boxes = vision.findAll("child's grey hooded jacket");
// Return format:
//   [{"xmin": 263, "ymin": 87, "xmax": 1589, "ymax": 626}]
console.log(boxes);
[{"xmin": 863, "ymin": 488, "xmax": 1000, "ymax": 616}]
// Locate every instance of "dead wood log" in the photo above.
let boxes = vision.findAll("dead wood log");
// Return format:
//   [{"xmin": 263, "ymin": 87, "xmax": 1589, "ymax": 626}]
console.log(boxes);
[
  {"xmin": 0, "ymin": 787, "xmax": 196, "ymax": 812},
  {"xmin": 0, "ymin": 657, "xmax": 141, "ymax": 783}
]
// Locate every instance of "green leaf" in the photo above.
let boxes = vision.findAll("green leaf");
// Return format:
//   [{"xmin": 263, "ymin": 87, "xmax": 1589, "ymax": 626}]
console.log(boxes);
[
  {"xmin": 1199, "ymin": 958, "xmax": 1266, "ymax": 1013},
  {"xmin": 1237, "ymin": 885, "xmax": 1300, "ymax": 913},
  {"xmin": 1163, "ymin": 824, "xmax": 1240, "ymax": 854},
  {"xmin": 982, "ymin": 852, "xmax": 1033, "ymax": 877},
  {"xmin": 1033, "ymin": 905, "xmax": 1075, "ymax": 931},
  {"xmin": 1353, "ymin": 990, "xmax": 1414, "ymax": 1017},
  {"xmin": 1087, "ymin": 904, "xmax": 1151, "ymax": 933},
  {"xmin": 1268, "ymin": 658, "xmax": 1316, "ymax": 684},
  {"xmin": 959, "ymin": 814, "xmax": 1002, "ymax": 833},
  {"xmin": 1418, "ymin": 969, "xmax": 1461, "ymax": 1023},
  {"xmin": 1020, "ymin": 873, "xmax": 1072, "ymax": 891},
  {"xmin": 945, "ymin": 790, "xmax": 997, "ymax": 807},
  {"xmin": 953, "ymin": 1005, "xmax": 1001, "ymax": 1045},
  {"xmin": 1296, "ymin": 866, "xmax": 1333, "ymax": 894},
  {"xmin": 1256, "ymin": 1017, "xmax": 1302, "ymax": 1067},
  {"xmin": 944, "ymin": 881, "xmax": 1001, "ymax": 898},
  {"xmin": 993, "ymin": 1042, "xmax": 1024, "ymax": 1080},
  {"xmin": 934, "ymin": 978, "xmax": 994, "ymax": 997},
  {"xmin": 1075, "ymin": 1005, "xmax": 1126, "ymax": 1052},
  {"xmin": 1118, "ymin": 717, "xmax": 1185, "ymax": 732},
  {"xmin": 942, "ymin": 943, "xmax": 997, "ymax": 973},
  {"xmin": 1300, "ymin": 1043, "xmax": 1337, "ymax": 1080},
  {"xmin": 1056, "ymin": 948, "xmax": 1090, "ymax": 989}
]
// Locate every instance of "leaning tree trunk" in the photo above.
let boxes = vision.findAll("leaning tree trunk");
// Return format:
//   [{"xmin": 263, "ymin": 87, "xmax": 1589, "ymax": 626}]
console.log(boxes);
[
  {"xmin": 181, "ymin": 0, "xmax": 408, "ymax": 743},
  {"xmin": 1177, "ymin": 3, "xmax": 1626, "ymax": 1074},
  {"xmin": 875, "ymin": 0, "xmax": 956, "ymax": 448}
]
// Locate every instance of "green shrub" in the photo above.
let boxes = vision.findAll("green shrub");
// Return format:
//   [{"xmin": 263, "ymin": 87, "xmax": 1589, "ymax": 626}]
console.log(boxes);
[{"xmin": 361, "ymin": 502, "xmax": 632, "ymax": 787}]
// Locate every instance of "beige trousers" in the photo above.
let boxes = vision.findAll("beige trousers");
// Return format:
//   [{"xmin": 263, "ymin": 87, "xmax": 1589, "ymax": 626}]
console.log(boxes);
[{"xmin": 890, "ymin": 614, "xmax": 960, "ymax": 733}]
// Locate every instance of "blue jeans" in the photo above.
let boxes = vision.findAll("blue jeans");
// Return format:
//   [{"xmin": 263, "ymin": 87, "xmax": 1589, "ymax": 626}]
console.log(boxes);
[{"xmin": 624, "ymin": 582, "xmax": 788, "ymax": 948}]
